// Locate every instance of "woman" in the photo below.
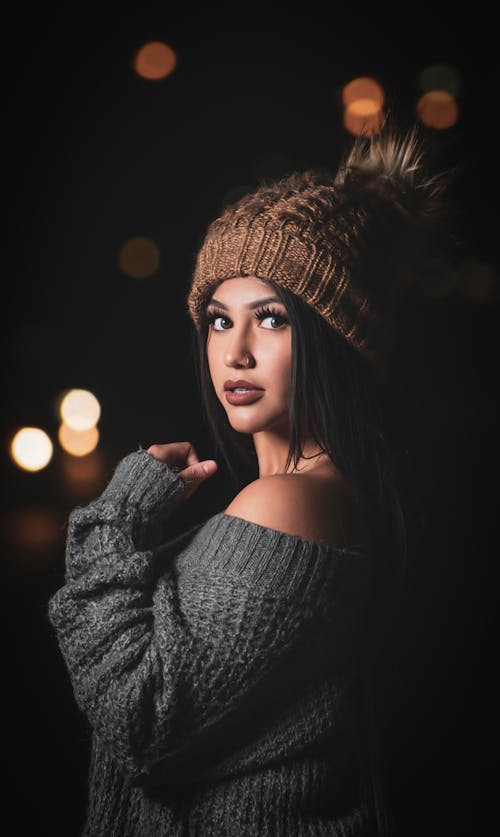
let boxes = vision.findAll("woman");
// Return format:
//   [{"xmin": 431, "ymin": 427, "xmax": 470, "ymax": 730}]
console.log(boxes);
[{"xmin": 48, "ymin": 123, "xmax": 450, "ymax": 835}]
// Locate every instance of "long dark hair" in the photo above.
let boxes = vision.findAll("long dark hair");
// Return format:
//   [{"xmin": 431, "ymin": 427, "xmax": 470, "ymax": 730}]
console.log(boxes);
[{"xmin": 189, "ymin": 277, "xmax": 408, "ymax": 836}]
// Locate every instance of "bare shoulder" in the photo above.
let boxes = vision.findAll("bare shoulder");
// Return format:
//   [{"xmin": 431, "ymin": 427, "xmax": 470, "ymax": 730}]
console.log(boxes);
[{"xmin": 224, "ymin": 470, "xmax": 369, "ymax": 550}]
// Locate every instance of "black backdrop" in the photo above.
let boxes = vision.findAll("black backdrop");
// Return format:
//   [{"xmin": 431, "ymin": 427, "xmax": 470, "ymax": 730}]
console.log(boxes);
[{"xmin": 2, "ymin": 8, "xmax": 499, "ymax": 835}]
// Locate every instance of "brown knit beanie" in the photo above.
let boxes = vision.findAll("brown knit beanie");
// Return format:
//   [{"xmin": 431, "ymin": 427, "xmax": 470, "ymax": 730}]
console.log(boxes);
[{"xmin": 186, "ymin": 124, "xmax": 449, "ymax": 380}]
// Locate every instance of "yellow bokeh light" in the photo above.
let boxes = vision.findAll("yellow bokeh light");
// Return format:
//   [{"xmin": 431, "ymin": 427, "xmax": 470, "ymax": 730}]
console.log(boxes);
[
  {"xmin": 60, "ymin": 389, "xmax": 101, "ymax": 431},
  {"xmin": 119, "ymin": 236, "xmax": 161, "ymax": 279},
  {"xmin": 10, "ymin": 427, "xmax": 53, "ymax": 472},
  {"xmin": 343, "ymin": 104, "xmax": 385, "ymax": 137},
  {"xmin": 133, "ymin": 41, "xmax": 177, "ymax": 80},
  {"xmin": 58, "ymin": 423, "xmax": 99, "ymax": 457},
  {"xmin": 342, "ymin": 77, "xmax": 385, "ymax": 109},
  {"xmin": 416, "ymin": 91, "xmax": 459, "ymax": 130}
]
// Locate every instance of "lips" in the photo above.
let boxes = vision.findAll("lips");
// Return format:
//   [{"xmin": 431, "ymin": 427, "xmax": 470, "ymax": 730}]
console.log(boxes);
[
  {"xmin": 224, "ymin": 379, "xmax": 264, "ymax": 391},
  {"xmin": 225, "ymin": 389, "xmax": 265, "ymax": 406}
]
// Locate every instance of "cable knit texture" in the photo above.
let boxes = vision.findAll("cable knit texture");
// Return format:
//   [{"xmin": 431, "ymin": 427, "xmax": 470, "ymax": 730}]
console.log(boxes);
[
  {"xmin": 48, "ymin": 450, "xmax": 377, "ymax": 836},
  {"xmin": 186, "ymin": 126, "xmax": 450, "ymax": 382}
]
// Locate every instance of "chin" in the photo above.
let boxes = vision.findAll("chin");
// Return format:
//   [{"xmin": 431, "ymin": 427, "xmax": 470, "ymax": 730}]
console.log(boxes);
[
  {"xmin": 225, "ymin": 414, "xmax": 264, "ymax": 434},
  {"xmin": 224, "ymin": 408, "xmax": 288, "ymax": 436}
]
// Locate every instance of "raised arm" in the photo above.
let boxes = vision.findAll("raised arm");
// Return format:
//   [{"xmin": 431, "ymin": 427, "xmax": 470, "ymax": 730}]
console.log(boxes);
[{"xmin": 48, "ymin": 450, "xmax": 371, "ymax": 790}]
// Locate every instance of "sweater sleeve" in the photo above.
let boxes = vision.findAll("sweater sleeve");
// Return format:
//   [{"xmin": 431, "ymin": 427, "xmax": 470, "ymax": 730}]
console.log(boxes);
[{"xmin": 48, "ymin": 450, "xmax": 371, "ymax": 789}]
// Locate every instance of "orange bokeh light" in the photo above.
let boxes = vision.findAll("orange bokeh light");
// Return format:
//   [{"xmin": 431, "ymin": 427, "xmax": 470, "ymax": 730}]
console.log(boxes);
[
  {"xmin": 418, "ymin": 63, "xmax": 461, "ymax": 97},
  {"xmin": 347, "ymin": 99, "xmax": 382, "ymax": 117},
  {"xmin": 456, "ymin": 260, "xmax": 499, "ymax": 302},
  {"xmin": 133, "ymin": 41, "xmax": 177, "ymax": 80},
  {"xmin": 2, "ymin": 506, "xmax": 63, "ymax": 553},
  {"xmin": 343, "ymin": 104, "xmax": 385, "ymax": 137},
  {"xmin": 416, "ymin": 91, "xmax": 459, "ymax": 130},
  {"xmin": 342, "ymin": 77, "xmax": 385, "ymax": 109},
  {"xmin": 119, "ymin": 236, "xmax": 161, "ymax": 279},
  {"xmin": 58, "ymin": 423, "xmax": 99, "ymax": 457},
  {"xmin": 58, "ymin": 449, "xmax": 107, "ymax": 502}
]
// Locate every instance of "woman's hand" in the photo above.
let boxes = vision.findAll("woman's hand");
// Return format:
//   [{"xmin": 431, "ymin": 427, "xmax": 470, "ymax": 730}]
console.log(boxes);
[{"xmin": 146, "ymin": 441, "xmax": 218, "ymax": 501}]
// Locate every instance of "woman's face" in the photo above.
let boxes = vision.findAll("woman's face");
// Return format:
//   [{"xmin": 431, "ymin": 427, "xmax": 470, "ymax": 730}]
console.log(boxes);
[{"xmin": 205, "ymin": 276, "xmax": 292, "ymax": 437}]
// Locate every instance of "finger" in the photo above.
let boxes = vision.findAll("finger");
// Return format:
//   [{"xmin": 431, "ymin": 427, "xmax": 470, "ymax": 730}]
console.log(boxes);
[
  {"xmin": 146, "ymin": 444, "xmax": 165, "ymax": 459},
  {"xmin": 182, "ymin": 464, "xmax": 206, "ymax": 485},
  {"xmin": 171, "ymin": 443, "xmax": 200, "ymax": 471},
  {"xmin": 185, "ymin": 460, "xmax": 217, "ymax": 481},
  {"xmin": 185, "ymin": 444, "xmax": 200, "ymax": 466},
  {"xmin": 147, "ymin": 442, "xmax": 198, "ymax": 467}
]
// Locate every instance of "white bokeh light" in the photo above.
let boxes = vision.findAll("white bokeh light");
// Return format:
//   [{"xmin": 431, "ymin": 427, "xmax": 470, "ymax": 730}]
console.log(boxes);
[
  {"xmin": 59, "ymin": 389, "xmax": 101, "ymax": 431},
  {"xmin": 10, "ymin": 427, "xmax": 54, "ymax": 472}
]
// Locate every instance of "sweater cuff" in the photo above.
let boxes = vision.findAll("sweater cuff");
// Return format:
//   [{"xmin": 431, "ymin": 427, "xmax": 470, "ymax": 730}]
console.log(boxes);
[{"xmin": 98, "ymin": 449, "xmax": 186, "ymax": 522}]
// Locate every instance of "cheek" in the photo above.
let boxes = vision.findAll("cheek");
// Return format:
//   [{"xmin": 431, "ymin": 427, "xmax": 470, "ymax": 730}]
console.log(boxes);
[{"xmin": 266, "ymin": 340, "xmax": 292, "ymax": 395}]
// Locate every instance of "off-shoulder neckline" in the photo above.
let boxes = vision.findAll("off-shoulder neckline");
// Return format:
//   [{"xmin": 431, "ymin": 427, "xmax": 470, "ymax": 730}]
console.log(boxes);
[{"xmin": 214, "ymin": 511, "xmax": 371, "ymax": 557}]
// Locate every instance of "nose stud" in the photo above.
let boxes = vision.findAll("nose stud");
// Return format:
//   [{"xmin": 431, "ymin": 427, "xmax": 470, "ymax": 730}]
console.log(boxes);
[{"xmin": 226, "ymin": 352, "xmax": 252, "ymax": 367}]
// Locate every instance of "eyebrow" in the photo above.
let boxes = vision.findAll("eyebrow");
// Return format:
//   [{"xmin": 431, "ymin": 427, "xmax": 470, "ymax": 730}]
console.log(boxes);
[{"xmin": 206, "ymin": 296, "xmax": 283, "ymax": 311}]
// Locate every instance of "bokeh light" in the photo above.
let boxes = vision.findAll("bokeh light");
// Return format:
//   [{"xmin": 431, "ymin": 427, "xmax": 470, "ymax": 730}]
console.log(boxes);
[
  {"xmin": 0, "ymin": 506, "xmax": 63, "ymax": 557},
  {"xmin": 133, "ymin": 41, "xmax": 177, "ymax": 80},
  {"xmin": 342, "ymin": 77, "xmax": 385, "ymax": 109},
  {"xmin": 58, "ymin": 449, "xmax": 107, "ymax": 502},
  {"xmin": 59, "ymin": 389, "xmax": 101, "ymax": 431},
  {"xmin": 416, "ymin": 257, "xmax": 458, "ymax": 298},
  {"xmin": 10, "ymin": 427, "xmax": 53, "ymax": 472},
  {"xmin": 418, "ymin": 63, "xmax": 461, "ymax": 96},
  {"xmin": 416, "ymin": 91, "xmax": 459, "ymax": 130},
  {"xmin": 455, "ymin": 260, "xmax": 499, "ymax": 302},
  {"xmin": 119, "ymin": 236, "xmax": 161, "ymax": 279},
  {"xmin": 58, "ymin": 423, "xmax": 99, "ymax": 457},
  {"xmin": 343, "ymin": 103, "xmax": 385, "ymax": 137}
]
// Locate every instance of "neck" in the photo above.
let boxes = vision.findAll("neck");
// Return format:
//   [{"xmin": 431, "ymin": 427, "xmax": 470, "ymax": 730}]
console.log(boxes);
[{"xmin": 252, "ymin": 428, "xmax": 332, "ymax": 477}]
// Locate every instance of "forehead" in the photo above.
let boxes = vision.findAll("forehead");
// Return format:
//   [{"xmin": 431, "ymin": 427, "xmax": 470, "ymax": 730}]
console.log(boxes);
[{"xmin": 209, "ymin": 276, "xmax": 274, "ymax": 301}]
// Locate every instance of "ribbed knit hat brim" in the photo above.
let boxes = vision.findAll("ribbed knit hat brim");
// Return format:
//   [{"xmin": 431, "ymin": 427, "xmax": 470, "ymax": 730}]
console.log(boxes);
[{"xmin": 186, "ymin": 125, "xmax": 450, "ymax": 381}]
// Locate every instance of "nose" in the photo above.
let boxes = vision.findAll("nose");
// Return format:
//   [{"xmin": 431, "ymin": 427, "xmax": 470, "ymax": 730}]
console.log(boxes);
[
  {"xmin": 224, "ymin": 327, "xmax": 255, "ymax": 368},
  {"xmin": 225, "ymin": 348, "xmax": 254, "ymax": 368}
]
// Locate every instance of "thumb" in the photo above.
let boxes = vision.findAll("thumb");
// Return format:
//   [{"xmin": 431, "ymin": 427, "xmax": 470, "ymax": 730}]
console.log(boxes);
[
  {"xmin": 201, "ymin": 460, "xmax": 218, "ymax": 477},
  {"xmin": 182, "ymin": 459, "xmax": 218, "ymax": 488}
]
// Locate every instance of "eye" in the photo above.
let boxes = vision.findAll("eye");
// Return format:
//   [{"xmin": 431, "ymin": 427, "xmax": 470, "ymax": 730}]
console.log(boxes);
[
  {"xmin": 205, "ymin": 308, "xmax": 231, "ymax": 331},
  {"xmin": 255, "ymin": 305, "xmax": 289, "ymax": 330},
  {"xmin": 205, "ymin": 305, "xmax": 289, "ymax": 331}
]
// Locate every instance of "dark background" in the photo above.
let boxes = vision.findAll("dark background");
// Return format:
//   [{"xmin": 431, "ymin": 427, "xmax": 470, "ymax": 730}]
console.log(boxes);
[{"xmin": 2, "ymin": 9, "xmax": 498, "ymax": 835}]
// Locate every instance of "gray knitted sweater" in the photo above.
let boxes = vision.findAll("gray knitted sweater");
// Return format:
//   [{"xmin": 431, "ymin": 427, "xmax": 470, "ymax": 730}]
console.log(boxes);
[{"xmin": 48, "ymin": 450, "xmax": 377, "ymax": 836}]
